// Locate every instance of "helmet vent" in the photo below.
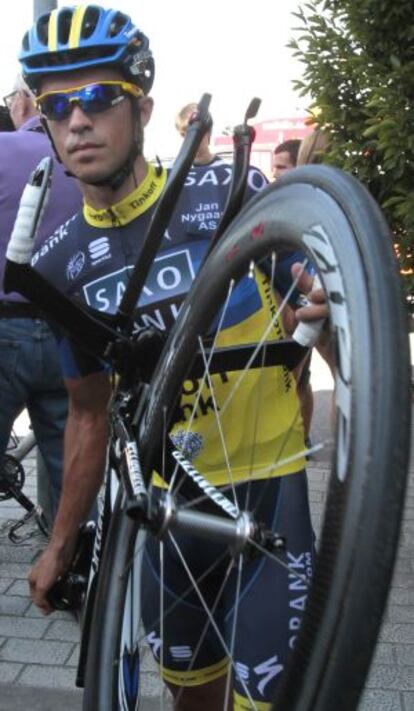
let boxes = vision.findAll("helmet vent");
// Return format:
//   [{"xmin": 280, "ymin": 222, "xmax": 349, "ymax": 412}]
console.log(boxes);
[
  {"xmin": 58, "ymin": 9, "xmax": 74, "ymax": 45},
  {"xmin": 36, "ymin": 14, "xmax": 51, "ymax": 47},
  {"xmin": 109, "ymin": 12, "xmax": 129, "ymax": 38},
  {"xmin": 82, "ymin": 6, "xmax": 100, "ymax": 39},
  {"xmin": 22, "ymin": 32, "xmax": 30, "ymax": 52}
]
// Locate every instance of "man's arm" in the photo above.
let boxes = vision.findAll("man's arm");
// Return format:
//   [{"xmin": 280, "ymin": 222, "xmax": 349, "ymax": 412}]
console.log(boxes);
[{"xmin": 28, "ymin": 370, "xmax": 111, "ymax": 614}]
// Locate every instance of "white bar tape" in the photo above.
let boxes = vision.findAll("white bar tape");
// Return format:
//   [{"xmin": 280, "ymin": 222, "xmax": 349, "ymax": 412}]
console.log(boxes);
[
  {"xmin": 292, "ymin": 274, "xmax": 325, "ymax": 347},
  {"xmin": 6, "ymin": 183, "xmax": 48, "ymax": 264}
]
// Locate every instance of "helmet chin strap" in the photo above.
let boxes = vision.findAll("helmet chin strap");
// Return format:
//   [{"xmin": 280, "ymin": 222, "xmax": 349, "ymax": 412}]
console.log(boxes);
[{"xmin": 40, "ymin": 98, "xmax": 143, "ymax": 191}]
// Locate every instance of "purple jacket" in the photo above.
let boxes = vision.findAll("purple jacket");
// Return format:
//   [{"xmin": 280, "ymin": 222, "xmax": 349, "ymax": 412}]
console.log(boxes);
[{"xmin": 0, "ymin": 116, "xmax": 82, "ymax": 302}]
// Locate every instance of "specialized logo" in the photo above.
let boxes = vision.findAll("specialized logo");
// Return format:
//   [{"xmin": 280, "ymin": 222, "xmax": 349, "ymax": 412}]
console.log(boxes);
[
  {"xmin": 235, "ymin": 655, "xmax": 284, "ymax": 698},
  {"xmin": 88, "ymin": 236, "xmax": 110, "ymax": 265},
  {"xmin": 170, "ymin": 645, "xmax": 193, "ymax": 661},
  {"xmin": 66, "ymin": 251, "xmax": 85, "ymax": 281},
  {"xmin": 254, "ymin": 655, "xmax": 284, "ymax": 696}
]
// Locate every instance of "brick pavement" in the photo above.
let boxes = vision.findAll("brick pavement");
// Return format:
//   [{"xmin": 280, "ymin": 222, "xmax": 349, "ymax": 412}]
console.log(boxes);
[{"xmin": 0, "ymin": 400, "xmax": 413, "ymax": 710}]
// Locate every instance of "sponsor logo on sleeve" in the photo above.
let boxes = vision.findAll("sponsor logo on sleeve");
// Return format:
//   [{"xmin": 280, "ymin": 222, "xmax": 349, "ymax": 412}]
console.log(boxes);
[{"xmin": 66, "ymin": 251, "xmax": 86, "ymax": 280}]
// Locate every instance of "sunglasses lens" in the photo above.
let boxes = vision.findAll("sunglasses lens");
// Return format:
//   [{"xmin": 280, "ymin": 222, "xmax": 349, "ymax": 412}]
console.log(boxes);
[
  {"xmin": 39, "ymin": 84, "xmax": 125, "ymax": 120},
  {"xmin": 40, "ymin": 94, "xmax": 71, "ymax": 120},
  {"xmin": 80, "ymin": 84, "xmax": 118, "ymax": 113}
]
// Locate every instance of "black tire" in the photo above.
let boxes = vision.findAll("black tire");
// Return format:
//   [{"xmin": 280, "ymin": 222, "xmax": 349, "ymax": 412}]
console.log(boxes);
[
  {"xmin": 138, "ymin": 166, "xmax": 411, "ymax": 710},
  {"xmin": 82, "ymin": 485, "xmax": 144, "ymax": 711},
  {"xmin": 84, "ymin": 165, "xmax": 411, "ymax": 711}
]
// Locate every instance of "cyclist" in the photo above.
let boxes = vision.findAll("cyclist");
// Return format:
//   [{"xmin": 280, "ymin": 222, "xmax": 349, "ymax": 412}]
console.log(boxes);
[{"xmin": 17, "ymin": 5, "xmax": 328, "ymax": 709}]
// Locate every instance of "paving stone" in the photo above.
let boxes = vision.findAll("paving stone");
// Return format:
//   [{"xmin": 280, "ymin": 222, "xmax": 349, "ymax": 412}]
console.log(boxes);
[
  {"xmin": 372, "ymin": 644, "xmax": 397, "ymax": 666},
  {"xmin": 366, "ymin": 664, "xmax": 414, "ymax": 691},
  {"xmin": 387, "ymin": 606, "xmax": 414, "ymax": 624},
  {"xmin": 0, "ymin": 563, "xmax": 31, "ymax": 579},
  {"xmin": 0, "ymin": 595, "xmax": 30, "ymax": 616},
  {"xmin": 44, "ymin": 619, "xmax": 80, "ymax": 643},
  {"xmin": 4, "ymin": 580, "xmax": 29, "ymax": 597},
  {"xmin": 0, "ymin": 579, "xmax": 12, "ymax": 594},
  {"xmin": 17, "ymin": 664, "xmax": 79, "ymax": 690},
  {"xmin": 380, "ymin": 625, "xmax": 414, "ymax": 645},
  {"xmin": 394, "ymin": 559, "xmax": 414, "ymax": 575},
  {"xmin": 0, "ymin": 615, "xmax": 49, "ymax": 639},
  {"xmin": 0, "ymin": 685, "xmax": 83, "ymax": 711},
  {"xmin": 0, "ymin": 638, "xmax": 74, "ymax": 665},
  {"xmin": 0, "ymin": 546, "xmax": 38, "ymax": 564},
  {"xmin": 24, "ymin": 602, "xmax": 75, "ymax": 620},
  {"xmin": 359, "ymin": 688, "xmax": 403, "ymax": 710},
  {"xmin": 403, "ymin": 691, "xmax": 414, "ymax": 710},
  {"xmin": 0, "ymin": 662, "xmax": 23, "ymax": 683},
  {"xmin": 395, "ymin": 647, "xmax": 414, "ymax": 666},
  {"xmin": 390, "ymin": 589, "xmax": 414, "ymax": 606},
  {"xmin": 65, "ymin": 645, "xmax": 80, "ymax": 667}
]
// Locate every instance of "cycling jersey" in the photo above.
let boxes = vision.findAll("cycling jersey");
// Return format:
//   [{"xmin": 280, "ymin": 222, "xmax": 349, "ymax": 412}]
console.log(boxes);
[{"xmin": 32, "ymin": 159, "xmax": 306, "ymax": 482}]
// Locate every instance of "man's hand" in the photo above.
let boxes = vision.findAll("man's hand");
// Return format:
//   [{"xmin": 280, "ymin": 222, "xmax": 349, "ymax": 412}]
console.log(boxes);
[
  {"xmin": 292, "ymin": 262, "xmax": 329, "ymax": 324},
  {"xmin": 292, "ymin": 262, "xmax": 335, "ymax": 369},
  {"xmin": 28, "ymin": 371, "xmax": 111, "ymax": 614},
  {"xmin": 28, "ymin": 539, "xmax": 75, "ymax": 615}
]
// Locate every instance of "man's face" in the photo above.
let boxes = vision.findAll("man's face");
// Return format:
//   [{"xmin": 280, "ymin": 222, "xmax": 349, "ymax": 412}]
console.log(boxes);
[
  {"xmin": 7, "ymin": 90, "xmax": 25, "ymax": 130},
  {"xmin": 271, "ymin": 150, "xmax": 295, "ymax": 180},
  {"xmin": 39, "ymin": 67, "xmax": 153, "ymax": 185}
]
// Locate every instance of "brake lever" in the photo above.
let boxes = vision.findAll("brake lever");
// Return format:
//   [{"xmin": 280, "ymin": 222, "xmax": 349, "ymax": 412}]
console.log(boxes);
[
  {"xmin": 5, "ymin": 156, "xmax": 52, "ymax": 270},
  {"xmin": 205, "ymin": 96, "xmax": 261, "ymax": 258}
]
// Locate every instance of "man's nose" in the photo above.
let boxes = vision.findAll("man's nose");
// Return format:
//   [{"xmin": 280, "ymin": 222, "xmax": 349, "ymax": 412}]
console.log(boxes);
[{"xmin": 67, "ymin": 103, "xmax": 93, "ymax": 131}]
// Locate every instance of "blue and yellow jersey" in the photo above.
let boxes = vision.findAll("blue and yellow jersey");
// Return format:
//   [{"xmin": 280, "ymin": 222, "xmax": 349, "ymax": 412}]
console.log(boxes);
[{"xmin": 32, "ymin": 158, "xmax": 306, "ymax": 481}]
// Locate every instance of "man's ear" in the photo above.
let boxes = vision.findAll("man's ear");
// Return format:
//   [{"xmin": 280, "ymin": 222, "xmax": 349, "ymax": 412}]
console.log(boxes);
[{"xmin": 139, "ymin": 96, "xmax": 154, "ymax": 128}]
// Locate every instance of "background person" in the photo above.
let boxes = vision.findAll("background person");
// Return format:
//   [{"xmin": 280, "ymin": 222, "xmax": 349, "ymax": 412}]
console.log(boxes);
[
  {"xmin": 271, "ymin": 137, "xmax": 301, "ymax": 180},
  {"xmin": 0, "ymin": 105, "xmax": 15, "ymax": 132},
  {"xmin": 0, "ymin": 75, "xmax": 82, "ymax": 525},
  {"xmin": 297, "ymin": 128, "xmax": 330, "ymax": 166},
  {"xmin": 175, "ymin": 101, "xmax": 219, "ymax": 166}
]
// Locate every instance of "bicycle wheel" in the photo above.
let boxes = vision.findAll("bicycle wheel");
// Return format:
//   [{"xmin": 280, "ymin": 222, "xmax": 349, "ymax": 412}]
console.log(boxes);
[{"xmin": 87, "ymin": 165, "xmax": 411, "ymax": 711}]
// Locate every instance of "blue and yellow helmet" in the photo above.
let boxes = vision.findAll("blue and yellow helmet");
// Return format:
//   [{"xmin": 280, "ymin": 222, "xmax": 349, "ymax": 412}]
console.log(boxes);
[{"xmin": 19, "ymin": 4, "xmax": 154, "ymax": 95}]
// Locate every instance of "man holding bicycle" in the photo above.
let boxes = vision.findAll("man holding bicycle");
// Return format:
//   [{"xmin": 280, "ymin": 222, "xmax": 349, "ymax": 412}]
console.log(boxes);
[{"xmin": 16, "ymin": 5, "xmax": 327, "ymax": 709}]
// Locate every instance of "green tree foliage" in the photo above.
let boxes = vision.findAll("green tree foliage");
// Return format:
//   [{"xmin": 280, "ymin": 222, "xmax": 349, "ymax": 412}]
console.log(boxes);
[{"xmin": 289, "ymin": 0, "xmax": 414, "ymax": 309}]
